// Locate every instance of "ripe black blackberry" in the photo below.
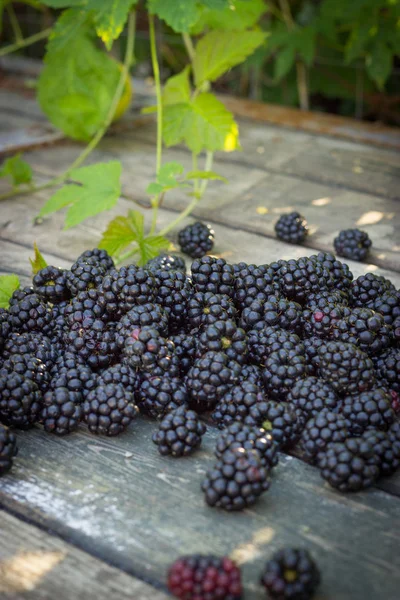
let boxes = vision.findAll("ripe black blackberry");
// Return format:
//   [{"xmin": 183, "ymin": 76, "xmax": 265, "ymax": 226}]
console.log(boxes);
[
  {"xmin": 50, "ymin": 353, "xmax": 96, "ymax": 398},
  {"xmin": 275, "ymin": 211, "xmax": 308, "ymax": 244},
  {"xmin": 115, "ymin": 303, "xmax": 169, "ymax": 348},
  {"xmin": 9, "ymin": 285, "xmax": 34, "ymax": 306},
  {"xmin": 373, "ymin": 348, "xmax": 400, "ymax": 393},
  {"xmin": 0, "ymin": 308, "xmax": 11, "ymax": 352},
  {"xmin": 3, "ymin": 332, "xmax": 59, "ymax": 368},
  {"xmin": 41, "ymin": 388, "xmax": 83, "ymax": 435},
  {"xmin": 236, "ymin": 363, "xmax": 263, "ymax": 387},
  {"xmin": 186, "ymin": 291, "xmax": 237, "ymax": 330},
  {"xmin": 138, "ymin": 375, "xmax": 188, "ymax": 418},
  {"xmin": 64, "ymin": 289, "xmax": 108, "ymax": 326},
  {"xmin": 145, "ymin": 253, "xmax": 186, "ymax": 273},
  {"xmin": 334, "ymin": 228, "xmax": 372, "ymax": 261},
  {"xmin": 0, "ymin": 370, "xmax": 42, "ymax": 429},
  {"xmin": 333, "ymin": 307, "xmax": 391, "ymax": 356},
  {"xmin": 316, "ymin": 341, "xmax": 375, "ymax": 395},
  {"xmin": 124, "ymin": 326, "xmax": 180, "ymax": 377},
  {"xmin": 0, "ymin": 424, "xmax": 17, "ymax": 475},
  {"xmin": 303, "ymin": 336, "xmax": 324, "ymax": 375},
  {"xmin": 168, "ymin": 555, "xmax": 242, "ymax": 600},
  {"xmin": 178, "ymin": 221, "xmax": 215, "ymax": 258},
  {"xmin": 233, "ymin": 263, "xmax": 278, "ymax": 311},
  {"xmin": 341, "ymin": 388, "xmax": 395, "ymax": 435},
  {"xmin": 303, "ymin": 291, "xmax": 350, "ymax": 339},
  {"xmin": 363, "ymin": 429, "xmax": 400, "ymax": 477},
  {"xmin": 262, "ymin": 348, "xmax": 306, "ymax": 400},
  {"xmin": 99, "ymin": 265, "xmax": 157, "ymax": 317},
  {"xmin": 66, "ymin": 259, "xmax": 106, "ymax": 296},
  {"xmin": 299, "ymin": 409, "xmax": 349, "ymax": 463},
  {"xmin": 371, "ymin": 290, "xmax": 400, "ymax": 328},
  {"xmin": 186, "ymin": 351, "xmax": 241, "ymax": 412},
  {"xmin": 215, "ymin": 422, "xmax": 279, "ymax": 469},
  {"xmin": 97, "ymin": 363, "xmax": 138, "ymax": 395},
  {"xmin": 152, "ymin": 405, "xmax": 206, "ymax": 456},
  {"xmin": 154, "ymin": 270, "xmax": 193, "ymax": 330},
  {"xmin": 248, "ymin": 326, "xmax": 303, "ymax": 366},
  {"xmin": 196, "ymin": 320, "xmax": 248, "ymax": 364},
  {"xmin": 317, "ymin": 435, "xmax": 380, "ymax": 491},
  {"xmin": 76, "ymin": 248, "xmax": 114, "ymax": 271},
  {"xmin": 259, "ymin": 401, "xmax": 306, "ymax": 448},
  {"xmin": 65, "ymin": 317, "xmax": 118, "ymax": 370},
  {"xmin": 287, "ymin": 377, "xmax": 340, "ymax": 417},
  {"xmin": 260, "ymin": 548, "xmax": 320, "ymax": 600},
  {"xmin": 240, "ymin": 296, "xmax": 303, "ymax": 334},
  {"xmin": 83, "ymin": 383, "xmax": 138, "ymax": 436},
  {"xmin": 349, "ymin": 272, "xmax": 395, "ymax": 307},
  {"xmin": 191, "ymin": 256, "xmax": 235, "ymax": 298},
  {"xmin": 202, "ymin": 447, "xmax": 270, "ymax": 510},
  {"xmin": 8, "ymin": 292, "xmax": 53, "ymax": 335},
  {"xmin": 310, "ymin": 251, "xmax": 353, "ymax": 292},
  {"xmin": 33, "ymin": 265, "xmax": 70, "ymax": 302},
  {"xmin": 276, "ymin": 257, "xmax": 333, "ymax": 304},
  {"xmin": 211, "ymin": 381, "xmax": 266, "ymax": 428},
  {"xmin": 169, "ymin": 332, "xmax": 197, "ymax": 374},
  {"xmin": 3, "ymin": 353, "xmax": 50, "ymax": 393}
]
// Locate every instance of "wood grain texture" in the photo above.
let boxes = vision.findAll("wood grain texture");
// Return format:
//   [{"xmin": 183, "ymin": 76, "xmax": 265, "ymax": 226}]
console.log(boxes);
[{"xmin": 0, "ymin": 510, "xmax": 169, "ymax": 600}]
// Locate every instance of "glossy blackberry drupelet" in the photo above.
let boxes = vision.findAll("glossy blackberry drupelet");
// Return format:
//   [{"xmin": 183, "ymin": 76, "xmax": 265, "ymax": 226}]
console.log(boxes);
[
  {"xmin": 145, "ymin": 253, "xmax": 186, "ymax": 273},
  {"xmin": 115, "ymin": 303, "xmax": 169, "ymax": 348},
  {"xmin": 186, "ymin": 292, "xmax": 237, "ymax": 330},
  {"xmin": 248, "ymin": 326, "xmax": 303, "ymax": 367},
  {"xmin": 65, "ymin": 317, "xmax": 118, "ymax": 370},
  {"xmin": 260, "ymin": 548, "xmax": 320, "ymax": 600},
  {"xmin": 299, "ymin": 409, "xmax": 348, "ymax": 462},
  {"xmin": 168, "ymin": 555, "xmax": 242, "ymax": 600},
  {"xmin": 233, "ymin": 263, "xmax": 278, "ymax": 311},
  {"xmin": 363, "ymin": 429, "xmax": 400, "ymax": 477},
  {"xmin": 215, "ymin": 422, "xmax": 279, "ymax": 469},
  {"xmin": 99, "ymin": 265, "xmax": 158, "ymax": 318},
  {"xmin": 3, "ymin": 332, "xmax": 59, "ymax": 368},
  {"xmin": 154, "ymin": 270, "xmax": 193, "ymax": 330},
  {"xmin": 316, "ymin": 341, "xmax": 375, "ymax": 395},
  {"xmin": 66, "ymin": 259, "xmax": 106, "ymax": 296},
  {"xmin": 33, "ymin": 265, "xmax": 70, "ymax": 302},
  {"xmin": 349, "ymin": 272, "xmax": 395, "ymax": 307},
  {"xmin": 41, "ymin": 388, "xmax": 83, "ymax": 435},
  {"xmin": 260, "ymin": 401, "xmax": 306, "ymax": 449},
  {"xmin": 196, "ymin": 320, "xmax": 248, "ymax": 364},
  {"xmin": 333, "ymin": 228, "xmax": 372, "ymax": 261},
  {"xmin": 211, "ymin": 381, "xmax": 266, "ymax": 428},
  {"xmin": 276, "ymin": 257, "xmax": 333, "ymax": 304},
  {"xmin": 178, "ymin": 221, "xmax": 215, "ymax": 258},
  {"xmin": 373, "ymin": 348, "xmax": 400, "ymax": 393},
  {"xmin": 76, "ymin": 248, "xmax": 114, "ymax": 271},
  {"xmin": 302, "ymin": 291, "xmax": 350, "ymax": 339},
  {"xmin": 317, "ymin": 435, "xmax": 380, "ymax": 492},
  {"xmin": 0, "ymin": 424, "xmax": 18, "ymax": 475},
  {"xmin": 152, "ymin": 405, "xmax": 206, "ymax": 457},
  {"xmin": 240, "ymin": 296, "xmax": 303, "ymax": 334},
  {"xmin": 332, "ymin": 307, "xmax": 391, "ymax": 356},
  {"xmin": 0, "ymin": 370, "xmax": 42, "ymax": 429},
  {"xmin": 8, "ymin": 292, "xmax": 53, "ymax": 335},
  {"xmin": 97, "ymin": 363, "xmax": 138, "ymax": 395},
  {"xmin": 262, "ymin": 348, "xmax": 306, "ymax": 400},
  {"xmin": 186, "ymin": 351, "xmax": 241, "ymax": 412},
  {"xmin": 0, "ymin": 308, "xmax": 11, "ymax": 352},
  {"xmin": 191, "ymin": 256, "xmax": 235, "ymax": 298},
  {"xmin": 310, "ymin": 251, "xmax": 353, "ymax": 292},
  {"xmin": 202, "ymin": 447, "xmax": 270, "ymax": 511},
  {"xmin": 124, "ymin": 327, "xmax": 179, "ymax": 377},
  {"xmin": 275, "ymin": 212, "xmax": 308, "ymax": 244},
  {"xmin": 286, "ymin": 377, "xmax": 340, "ymax": 417},
  {"xmin": 341, "ymin": 388, "xmax": 395, "ymax": 435},
  {"xmin": 138, "ymin": 375, "xmax": 188, "ymax": 418},
  {"xmin": 169, "ymin": 332, "xmax": 197, "ymax": 375},
  {"xmin": 83, "ymin": 383, "xmax": 138, "ymax": 436}
]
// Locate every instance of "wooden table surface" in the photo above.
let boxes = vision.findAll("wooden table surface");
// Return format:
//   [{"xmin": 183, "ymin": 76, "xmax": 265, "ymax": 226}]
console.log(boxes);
[{"xmin": 0, "ymin": 59, "xmax": 400, "ymax": 600}]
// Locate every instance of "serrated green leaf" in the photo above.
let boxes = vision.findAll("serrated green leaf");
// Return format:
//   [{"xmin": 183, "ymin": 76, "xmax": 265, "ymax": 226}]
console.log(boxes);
[
  {"xmin": 30, "ymin": 242, "xmax": 48, "ymax": 275},
  {"xmin": 38, "ymin": 161, "xmax": 122, "ymax": 229},
  {"xmin": 127, "ymin": 210, "xmax": 145, "ymax": 240},
  {"xmin": 194, "ymin": 30, "xmax": 266, "ymax": 86},
  {"xmin": 274, "ymin": 44, "xmax": 296, "ymax": 80},
  {"xmin": 148, "ymin": 0, "xmax": 200, "ymax": 33},
  {"xmin": 157, "ymin": 162, "xmax": 184, "ymax": 186},
  {"xmin": 163, "ymin": 67, "xmax": 191, "ymax": 106},
  {"xmin": 137, "ymin": 235, "xmax": 170, "ymax": 265},
  {"xmin": 192, "ymin": 0, "xmax": 266, "ymax": 34},
  {"xmin": 185, "ymin": 170, "xmax": 227, "ymax": 182},
  {"xmin": 86, "ymin": 0, "xmax": 138, "ymax": 50},
  {"xmin": 146, "ymin": 182, "xmax": 165, "ymax": 196},
  {"xmin": 0, "ymin": 275, "xmax": 20, "ymax": 309},
  {"xmin": 0, "ymin": 154, "xmax": 33, "ymax": 187},
  {"xmin": 99, "ymin": 212, "xmax": 140, "ymax": 256},
  {"xmin": 366, "ymin": 42, "xmax": 392, "ymax": 89}
]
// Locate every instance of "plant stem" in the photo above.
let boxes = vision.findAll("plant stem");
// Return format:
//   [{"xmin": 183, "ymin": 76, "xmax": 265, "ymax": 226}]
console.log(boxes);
[
  {"xmin": 182, "ymin": 32, "xmax": 195, "ymax": 63},
  {"xmin": 149, "ymin": 14, "xmax": 163, "ymax": 175},
  {"xmin": 115, "ymin": 244, "xmax": 139, "ymax": 265},
  {"xmin": 0, "ymin": 27, "xmax": 52, "ymax": 58},
  {"xmin": 199, "ymin": 151, "xmax": 214, "ymax": 196},
  {"xmin": 7, "ymin": 4, "xmax": 24, "ymax": 43},
  {"xmin": 158, "ymin": 196, "xmax": 200, "ymax": 237},
  {"xmin": 192, "ymin": 152, "xmax": 199, "ymax": 194}
]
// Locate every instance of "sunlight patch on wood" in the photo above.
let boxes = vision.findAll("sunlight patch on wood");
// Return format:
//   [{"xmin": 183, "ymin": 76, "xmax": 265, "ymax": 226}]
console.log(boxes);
[
  {"xmin": 311, "ymin": 197, "xmax": 331, "ymax": 206},
  {"xmin": 0, "ymin": 550, "xmax": 65, "ymax": 594},
  {"xmin": 256, "ymin": 206, "xmax": 269, "ymax": 215},
  {"xmin": 356, "ymin": 211, "xmax": 384, "ymax": 226},
  {"xmin": 230, "ymin": 527, "xmax": 275, "ymax": 565}
]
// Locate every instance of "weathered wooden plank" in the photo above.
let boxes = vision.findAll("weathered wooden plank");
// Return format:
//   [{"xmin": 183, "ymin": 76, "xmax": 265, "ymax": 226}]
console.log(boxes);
[
  {"xmin": 0, "ymin": 421, "xmax": 399, "ymax": 600},
  {"xmin": 0, "ymin": 510, "xmax": 169, "ymax": 600}
]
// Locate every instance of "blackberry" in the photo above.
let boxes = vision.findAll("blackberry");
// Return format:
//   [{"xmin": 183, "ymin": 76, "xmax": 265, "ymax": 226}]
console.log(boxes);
[
  {"xmin": 41, "ymin": 388, "xmax": 83, "ymax": 435},
  {"xmin": 50, "ymin": 354, "xmax": 96, "ymax": 398},
  {"xmin": 9, "ymin": 286, "xmax": 34, "ymax": 306},
  {"xmin": 8, "ymin": 292, "xmax": 53, "ymax": 335},
  {"xmin": 76, "ymin": 248, "xmax": 114, "ymax": 271},
  {"xmin": 168, "ymin": 555, "xmax": 242, "ymax": 600},
  {"xmin": 0, "ymin": 371, "xmax": 42, "ymax": 429},
  {"xmin": 233, "ymin": 263, "xmax": 278, "ymax": 311},
  {"xmin": 83, "ymin": 383, "xmax": 138, "ymax": 436},
  {"xmin": 341, "ymin": 388, "xmax": 394, "ymax": 435},
  {"xmin": 240, "ymin": 297, "xmax": 303, "ymax": 334},
  {"xmin": 215, "ymin": 422, "xmax": 279, "ymax": 469},
  {"xmin": 275, "ymin": 212, "xmax": 308, "ymax": 244},
  {"xmin": 197, "ymin": 320, "xmax": 248, "ymax": 364},
  {"xmin": 66, "ymin": 259, "xmax": 106, "ymax": 296},
  {"xmin": 237, "ymin": 363, "xmax": 263, "ymax": 387},
  {"xmin": 65, "ymin": 317, "xmax": 118, "ymax": 370},
  {"xmin": 302, "ymin": 291, "xmax": 350, "ymax": 339},
  {"xmin": 316, "ymin": 341, "xmax": 375, "ymax": 395},
  {"xmin": 287, "ymin": 377, "xmax": 340, "ymax": 417},
  {"xmin": 0, "ymin": 424, "xmax": 17, "ymax": 475},
  {"xmin": 115, "ymin": 303, "xmax": 169, "ymax": 348},
  {"xmin": 248, "ymin": 326, "xmax": 303, "ymax": 366},
  {"xmin": 33, "ymin": 265, "xmax": 70, "ymax": 302},
  {"xmin": 3, "ymin": 332, "xmax": 59, "ymax": 368},
  {"xmin": 349, "ymin": 272, "xmax": 395, "ymax": 307},
  {"xmin": 276, "ymin": 257, "xmax": 333, "ymax": 304},
  {"xmin": 49, "ymin": 300, "xmax": 68, "ymax": 344},
  {"xmin": 138, "ymin": 375, "xmax": 188, "ymax": 418},
  {"xmin": 124, "ymin": 327, "xmax": 179, "ymax": 377},
  {"xmin": 152, "ymin": 405, "xmax": 206, "ymax": 456},
  {"xmin": 178, "ymin": 221, "xmax": 215, "ymax": 258},
  {"xmin": 2, "ymin": 353, "xmax": 50, "ymax": 393},
  {"xmin": 154, "ymin": 270, "xmax": 193, "ymax": 330},
  {"xmin": 260, "ymin": 548, "xmax": 320, "ymax": 600},
  {"xmin": 0, "ymin": 308, "xmax": 11, "ymax": 352},
  {"xmin": 363, "ymin": 429, "xmax": 400, "ymax": 477},
  {"xmin": 202, "ymin": 447, "xmax": 270, "ymax": 510},
  {"xmin": 98, "ymin": 363, "xmax": 138, "ymax": 395},
  {"xmin": 211, "ymin": 381, "xmax": 266, "ymax": 429},
  {"xmin": 99, "ymin": 265, "xmax": 157, "ymax": 318},
  {"xmin": 186, "ymin": 351, "xmax": 241, "ymax": 412},
  {"xmin": 145, "ymin": 253, "xmax": 186, "ymax": 273},
  {"xmin": 334, "ymin": 228, "xmax": 372, "ymax": 261},
  {"xmin": 260, "ymin": 401, "xmax": 306, "ymax": 448},
  {"xmin": 169, "ymin": 332, "xmax": 197, "ymax": 374},
  {"xmin": 371, "ymin": 291, "xmax": 400, "ymax": 343},
  {"xmin": 191, "ymin": 256, "xmax": 235, "ymax": 298},
  {"xmin": 303, "ymin": 337, "xmax": 324, "ymax": 375},
  {"xmin": 187, "ymin": 292, "xmax": 237, "ymax": 330},
  {"xmin": 262, "ymin": 349, "xmax": 306, "ymax": 400},
  {"xmin": 373, "ymin": 348, "xmax": 400, "ymax": 393},
  {"xmin": 310, "ymin": 251, "xmax": 353, "ymax": 291},
  {"xmin": 299, "ymin": 409, "xmax": 349, "ymax": 462},
  {"xmin": 64, "ymin": 289, "xmax": 108, "ymax": 325},
  {"xmin": 332, "ymin": 307, "xmax": 391, "ymax": 355},
  {"xmin": 317, "ymin": 435, "xmax": 380, "ymax": 491}
]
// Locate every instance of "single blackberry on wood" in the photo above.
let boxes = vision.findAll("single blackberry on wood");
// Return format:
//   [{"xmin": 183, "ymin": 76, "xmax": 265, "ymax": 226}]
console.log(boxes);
[
  {"xmin": 169, "ymin": 332, "xmax": 197, "ymax": 375},
  {"xmin": 233, "ymin": 263, "xmax": 278, "ymax": 311},
  {"xmin": 215, "ymin": 422, "xmax": 279, "ymax": 469},
  {"xmin": 334, "ymin": 229, "xmax": 372, "ymax": 261},
  {"xmin": 186, "ymin": 351, "xmax": 241, "ymax": 412},
  {"xmin": 363, "ymin": 429, "xmax": 400, "ymax": 477},
  {"xmin": 178, "ymin": 221, "xmax": 215, "ymax": 258},
  {"xmin": 248, "ymin": 326, "xmax": 304, "ymax": 366},
  {"xmin": 97, "ymin": 363, "xmax": 138, "ymax": 395},
  {"xmin": 0, "ymin": 424, "xmax": 17, "ymax": 475},
  {"xmin": 99, "ymin": 265, "xmax": 157, "ymax": 318},
  {"xmin": 83, "ymin": 383, "xmax": 138, "ymax": 436},
  {"xmin": 211, "ymin": 381, "xmax": 266, "ymax": 429},
  {"xmin": 316, "ymin": 341, "xmax": 375, "ymax": 395},
  {"xmin": 341, "ymin": 388, "xmax": 394, "ymax": 435},
  {"xmin": 145, "ymin": 253, "xmax": 186, "ymax": 273},
  {"xmin": 115, "ymin": 303, "xmax": 169, "ymax": 348},
  {"xmin": 8, "ymin": 292, "xmax": 53, "ymax": 335},
  {"xmin": 124, "ymin": 327, "xmax": 179, "ymax": 377},
  {"xmin": 275, "ymin": 212, "xmax": 308, "ymax": 244},
  {"xmin": 373, "ymin": 348, "xmax": 400, "ymax": 393},
  {"xmin": 0, "ymin": 308, "xmax": 11, "ymax": 352},
  {"xmin": 33, "ymin": 265, "xmax": 70, "ymax": 302},
  {"xmin": 240, "ymin": 296, "xmax": 303, "ymax": 334},
  {"xmin": 66, "ymin": 259, "xmax": 106, "ymax": 296},
  {"xmin": 41, "ymin": 388, "xmax": 82, "ymax": 435},
  {"xmin": 310, "ymin": 251, "xmax": 353, "ymax": 292},
  {"xmin": 262, "ymin": 349, "xmax": 306, "ymax": 400},
  {"xmin": 3, "ymin": 332, "xmax": 59, "ymax": 368},
  {"xmin": 260, "ymin": 548, "xmax": 320, "ymax": 600},
  {"xmin": 299, "ymin": 409, "xmax": 349, "ymax": 463},
  {"xmin": 276, "ymin": 257, "xmax": 333, "ymax": 304},
  {"xmin": 197, "ymin": 320, "xmax": 248, "ymax": 364},
  {"xmin": 187, "ymin": 292, "xmax": 237, "ymax": 330},
  {"xmin": 260, "ymin": 401, "xmax": 306, "ymax": 449},
  {"xmin": 168, "ymin": 555, "xmax": 242, "ymax": 600},
  {"xmin": 76, "ymin": 248, "xmax": 114, "ymax": 271},
  {"xmin": 287, "ymin": 377, "xmax": 340, "ymax": 418},
  {"xmin": 332, "ymin": 307, "xmax": 391, "ymax": 356},
  {"xmin": 349, "ymin": 272, "xmax": 395, "ymax": 308},
  {"xmin": 65, "ymin": 317, "xmax": 118, "ymax": 370},
  {"xmin": 202, "ymin": 447, "xmax": 270, "ymax": 511},
  {"xmin": 152, "ymin": 405, "xmax": 206, "ymax": 457},
  {"xmin": 0, "ymin": 370, "xmax": 42, "ymax": 429},
  {"xmin": 138, "ymin": 375, "xmax": 188, "ymax": 418},
  {"xmin": 154, "ymin": 270, "xmax": 193, "ymax": 330},
  {"xmin": 191, "ymin": 256, "xmax": 235, "ymax": 298}
]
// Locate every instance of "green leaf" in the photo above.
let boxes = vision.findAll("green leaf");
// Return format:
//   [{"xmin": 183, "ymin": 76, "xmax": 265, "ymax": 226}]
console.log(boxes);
[
  {"xmin": 185, "ymin": 170, "xmax": 227, "ymax": 182},
  {"xmin": 194, "ymin": 30, "xmax": 267, "ymax": 86},
  {"xmin": 294, "ymin": 27, "xmax": 316, "ymax": 66},
  {"xmin": 138, "ymin": 235, "xmax": 171, "ymax": 265},
  {"xmin": 99, "ymin": 210, "xmax": 141, "ymax": 256},
  {"xmin": 192, "ymin": 0, "xmax": 266, "ymax": 33},
  {"xmin": 41, "ymin": 0, "xmax": 84, "ymax": 6},
  {"xmin": 30, "ymin": 242, "xmax": 48, "ymax": 275},
  {"xmin": 366, "ymin": 42, "xmax": 392, "ymax": 89},
  {"xmin": 163, "ymin": 67, "xmax": 191, "ymax": 106},
  {"xmin": 0, "ymin": 275, "xmax": 20, "ymax": 309},
  {"xmin": 146, "ymin": 162, "xmax": 186, "ymax": 196},
  {"xmin": 38, "ymin": 161, "xmax": 122, "ymax": 229},
  {"xmin": 86, "ymin": 0, "xmax": 138, "ymax": 50},
  {"xmin": 0, "ymin": 154, "xmax": 33, "ymax": 187},
  {"xmin": 274, "ymin": 44, "xmax": 296, "ymax": 80},
  {"xmin": 148, "ymin": 0, "xmax": 200, "ymax": 33},
  {"xmin": 46, "ymin": 7, "xmax": 89, "ymax": 56}
]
